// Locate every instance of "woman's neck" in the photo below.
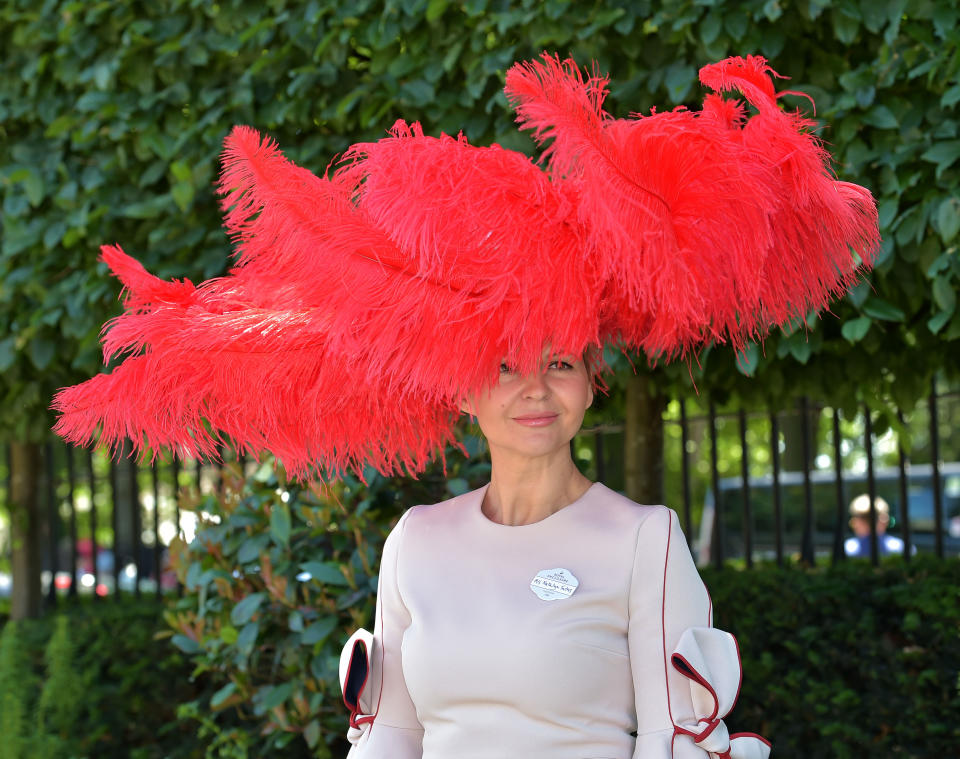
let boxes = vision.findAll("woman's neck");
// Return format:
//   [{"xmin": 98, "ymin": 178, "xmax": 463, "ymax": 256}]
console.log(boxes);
[{"xmin": 482, "ymin": 448, "xmax": 593, "ymax": 526}]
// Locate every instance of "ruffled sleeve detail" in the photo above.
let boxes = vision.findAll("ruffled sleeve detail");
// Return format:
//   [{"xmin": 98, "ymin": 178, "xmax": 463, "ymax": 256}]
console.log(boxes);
[
  {"xmin": 339, "ymin": 628, "xmax": 376, "ymax": 745},
  {"xmin": 670, "ymin": 627, "xmax": 771, "ymax": 759}
]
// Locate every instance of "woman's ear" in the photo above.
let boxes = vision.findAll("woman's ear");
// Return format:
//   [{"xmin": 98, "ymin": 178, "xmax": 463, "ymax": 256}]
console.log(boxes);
[{"xmin": 459, "ymin": 397, "xmax": 475, "ymax": 416}]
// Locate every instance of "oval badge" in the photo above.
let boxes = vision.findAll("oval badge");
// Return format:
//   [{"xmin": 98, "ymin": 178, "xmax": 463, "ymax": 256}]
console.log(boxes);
[{"xmin": 530, "ymin": 567, "xmax": 579, "ymax": 601}]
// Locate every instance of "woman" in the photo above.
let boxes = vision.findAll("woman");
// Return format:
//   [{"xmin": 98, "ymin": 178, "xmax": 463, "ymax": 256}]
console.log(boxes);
[{"xmin": 339, "ymin": 350, "xmax": 769, "ymax": 758}]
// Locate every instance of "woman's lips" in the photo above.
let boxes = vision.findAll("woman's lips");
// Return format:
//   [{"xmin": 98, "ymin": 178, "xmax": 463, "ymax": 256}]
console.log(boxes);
[{"xmin": 512, "ymin": 413, "xmax": 559, "ymax": 427}]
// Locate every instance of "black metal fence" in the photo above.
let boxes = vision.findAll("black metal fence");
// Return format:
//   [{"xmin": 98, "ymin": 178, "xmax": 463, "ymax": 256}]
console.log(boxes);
[
  {"xmin": 578, "ymin": 378, "xmax": 960, "ymax": 567},
  {"xmin": 1, "ymin": 380, "xmax": 958, "ymax": 609},
  {"xmin": 0, "ymin": 445, "xmax": 255, "ymax": 606}
]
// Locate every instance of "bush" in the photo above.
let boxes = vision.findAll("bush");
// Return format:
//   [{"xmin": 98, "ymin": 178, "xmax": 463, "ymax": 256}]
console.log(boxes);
[
  {"xmin": 165, "ymin": 442, "xmax": 490, "ymax": 758},
  {"xmin": 0, "ymin": 599, "xmax": 203, "ymax": 759},
  {"xmin": 705, "ymin": 556, "xmax": 960, "ymax": 759}
]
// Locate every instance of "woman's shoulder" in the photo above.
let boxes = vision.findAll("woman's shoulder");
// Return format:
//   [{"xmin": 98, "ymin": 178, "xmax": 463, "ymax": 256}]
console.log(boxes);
[
  {"xmin": 388, "ymin": 486, "xmax": 484, "ymax": 533},
  {"xmin": 587, "ymin": 483, "xmax": 676, "ymax": 529}
]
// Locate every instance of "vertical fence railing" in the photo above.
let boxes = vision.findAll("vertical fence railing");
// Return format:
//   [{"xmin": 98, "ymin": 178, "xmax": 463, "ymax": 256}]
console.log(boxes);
[
  {"xmin": 831, "ymin": 410, "xmax": 845, "ymax": 563},
  {"xmin": 1, "ymin": 385, "xmax": 959, "ymax": 611},
  {"xmin": 650, "ymin": 383, "xmax": 958, "ymax": 567},
  {"xmin": 0, "ymin": 442, "xmax": 237, "ymax": 609},
  {"xmin": 896, "ymin": 410, "xmax": 911, "ymax": 563},
  {"xmin": 929, "ymin": 379, "xmax": 944, "ymax": 558}
]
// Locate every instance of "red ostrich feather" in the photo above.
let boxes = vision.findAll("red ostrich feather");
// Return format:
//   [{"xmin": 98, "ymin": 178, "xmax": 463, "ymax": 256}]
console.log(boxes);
[{"xmin": 506, "ymin": 52, "xmax": 879, "ymax": 358}]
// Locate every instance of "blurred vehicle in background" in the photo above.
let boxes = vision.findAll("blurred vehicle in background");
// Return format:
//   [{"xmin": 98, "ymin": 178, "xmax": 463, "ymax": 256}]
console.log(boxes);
[{"xmin": 697, "ymin": 462, "xmax": 960, "ymax": 563}]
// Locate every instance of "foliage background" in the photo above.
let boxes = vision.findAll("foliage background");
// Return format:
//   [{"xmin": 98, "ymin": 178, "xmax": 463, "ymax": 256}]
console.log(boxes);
[
  {"xmin": 2, "ymin": 0, "xmax": 959, "ymax": 442},
  {"xmin": 3, "ymin": 0, "xmax": 960, "ymax": 757}
]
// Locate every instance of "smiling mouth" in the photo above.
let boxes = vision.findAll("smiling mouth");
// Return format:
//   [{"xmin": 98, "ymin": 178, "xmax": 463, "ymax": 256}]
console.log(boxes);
[{"xmin": 512, "ymin": 414, "xmax": 559, "ymax": 426}]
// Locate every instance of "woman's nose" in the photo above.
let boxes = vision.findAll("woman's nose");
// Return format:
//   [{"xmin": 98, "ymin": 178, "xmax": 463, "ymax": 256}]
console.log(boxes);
[{"xmin": 520, "ymin": 370, "xmax": 549, "ymax": 398}]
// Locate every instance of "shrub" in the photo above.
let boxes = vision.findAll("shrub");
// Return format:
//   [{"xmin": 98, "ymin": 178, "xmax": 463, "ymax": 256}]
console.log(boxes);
[
  {"xmin": 0, "ymin": 601, "xmax": 203, "ymax": 759},
  {"xmin": 705, "ymin": 556, "xmax": 960, "ymax": 759},
  {"xmin": 165, "ymin": 441, "xmax": 490, "ymax": 758}
]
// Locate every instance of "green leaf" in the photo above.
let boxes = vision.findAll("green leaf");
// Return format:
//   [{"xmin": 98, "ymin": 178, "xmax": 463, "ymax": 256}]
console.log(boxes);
[
  {"xmin": 787, "ymin": 335, "xmax": 812, "ymax": 364},
  {"xmin": 169, "ymin": 160, "xmax": 192, "ymax": 182},
  {"xmin": 122, "ymin": 196, "xmax": 168, "ymax": 219},
  {"xmin": 936, "ymin": 197, "xmax": 960, "ymax": 243},
  {"xmin": 862, "ymin": 298, "xmax": 905, "ymax": 322},
  {"xmin": 210, "ymin": 681, "xmax": 237, "ymax": 708},
  {"xmin": 425, "ymin": 0, "xmax": 448, "ymax": 22},
  {"xmin": 932, "ymin": 276, "xmax": 956, "ymax": 313},
  {"xmin": 237, "ymin": 534, "xmax": 268, "ymax": 564},
  {"xmin": 862, "ymin": 104, "xmax": 898, "ymax": 130},
  {"xmin": 699, "ymin": 11, "xmax": 722, "ymax": 44},
  {"xmin": 299, "ymin": 561, "xmax": 348, "ymax": 585},
  {"xmin": 664, "ymin": 62, "xmax": 695, "ymax": 103},
  {"xmin": 304, "ymin": 719, "xmax": 321, "ymax": 748},
  {"xmin": 43, "ymin": 221, "xmax": 66, "ymax": 249},
  {"xmin": 735, "ymin": 342, "xmax": 760, "ymax": 377},
  {"xmin": 230, "ymin": 592, "xmax": 265, "ymax": 626},
  {"xmin": 942, "ymin": 84, "xmax": 960, "ymax": 109},
  {"xmin": 0, "ymin": 337, "xmax": 17, "ymax": 372},
  {"xmin": 846, "ymin": 280, "xmax": 871, "ymax": 308},
  {"xmin": 29, "ymin": 337, "xmax": 55, "ymax": 370},
  {"xmin": 23, "ymin": 172, "xmax": 45, "ymax": 206},
  {"xmin": 220, "ymin": 625, "xmax": 239, "ymax": 645},
  {"xmin": 877, "ymin": 198, "xmax": 898, "ymax": 230},
  {"xmin": 236, "ymin": 622, "xmax": 259, "ymax": 654},
  {"xmin": 288, "ymin": 610, "xmax": 304, "ymax": 632},
  {"xmin": 832, "ymin": 6, "xmax": 860, "ymax": 44},
  {"xmin": 920, "ymin": 140, "xmax": 960, "ymax": 178},
  {"xmin": 928, "ymin": 309, "xmax": 952, "ymax": 334},
  {"xmin": 44, "ymin": 114, "xmax": 74, "ymax": 138},
  {"xmin": 257, "ymin": 682, "xmax": 293, "ymax": 711},
  {"xmin": 171, "ymin": 181, "xmax": 195, "ymax": 211},
  {"xmin": 446, "ymin": 477, "xmax": 469, "ymax": 496},
  {"xmin": 270, "ymin": 503, "xmax": 291, "ymax": 546},
  {"xmin": 171, "ymin": 634, "xmax": 201, "ymax": 654},
  {"xmin": 301, "ymin": 616, "xmax": 337, "ymax": 645},
  {"xmin": 841, "ymin": 316, "xmax": 872, "ymax": 343}
]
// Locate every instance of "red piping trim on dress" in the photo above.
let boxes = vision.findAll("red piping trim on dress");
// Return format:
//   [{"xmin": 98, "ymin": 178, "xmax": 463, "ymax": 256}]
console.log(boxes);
[{"xmin": 661, "ymin": 510, "xmax": 674, "ymax": 757}]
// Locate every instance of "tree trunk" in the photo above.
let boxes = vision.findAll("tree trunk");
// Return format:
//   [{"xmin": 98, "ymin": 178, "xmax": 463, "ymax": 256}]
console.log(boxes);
[
  {"xmin": 623, "ymin": 373, "xmax": 666, "ymax": 506},
  {"xmin": 780, "ymin": 401, "xmax": 821, "ymax": 472},
  {"xmin": 9, "ymin": 441, "xmax": 42, "ymax": 619}
]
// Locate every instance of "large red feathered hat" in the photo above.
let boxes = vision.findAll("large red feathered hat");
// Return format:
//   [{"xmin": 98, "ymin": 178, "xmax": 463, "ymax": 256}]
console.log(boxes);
[{"xmin": 53, "ymin": 53, "xmax": 879, "ymax": 479}]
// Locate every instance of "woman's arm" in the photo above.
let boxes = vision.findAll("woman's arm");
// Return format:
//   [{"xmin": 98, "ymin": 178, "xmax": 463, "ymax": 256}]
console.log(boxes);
[
  {"xmin": 628, "ymin": 508, "xmax": 769, "ymax": 759},
  {"xmin": 629, "ymin": 507, "xmax": 712, "ymax": 756},
  {"xmin": 344, "ymin": 509, "xmax": 423, "ymax": 758}
]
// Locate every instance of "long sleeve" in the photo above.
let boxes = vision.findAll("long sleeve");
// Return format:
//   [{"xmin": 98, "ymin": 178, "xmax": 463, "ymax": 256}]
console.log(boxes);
[
  {"xmin": 629, "ymin": 507, "xmax": 713, "ymax": 757},
  {"xmin": 629, "ymin": 507, "xmax": 771, "ymax": 759},
  {"xmin": 346, "ymin": 509, "xmax": 424, "ymax": 758}
]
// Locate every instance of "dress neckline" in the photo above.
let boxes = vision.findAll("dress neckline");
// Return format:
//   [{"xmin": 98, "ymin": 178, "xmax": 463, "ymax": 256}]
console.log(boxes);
[{"xmin": 468, "ymin": 481, "xmax": 602, "ymax": 530}]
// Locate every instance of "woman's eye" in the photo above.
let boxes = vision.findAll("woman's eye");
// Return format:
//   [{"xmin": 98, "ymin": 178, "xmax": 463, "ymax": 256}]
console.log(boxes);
[
  {"xmin": 499, "ymin": 362, "xmax": 514, "ymax": 374},
  {"xmin": 548, "ymin": 359, "xmax": 574, "ymax": 370}
]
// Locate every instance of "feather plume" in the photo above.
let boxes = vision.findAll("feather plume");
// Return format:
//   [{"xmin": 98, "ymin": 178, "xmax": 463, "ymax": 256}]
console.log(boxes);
[
  {"xmin": 506, "ymin": 52, "xmax": 879, "ymax": 357},
  {"xmin": 53, "ymin": 126, "xmax": 603, "ymax": 477}
]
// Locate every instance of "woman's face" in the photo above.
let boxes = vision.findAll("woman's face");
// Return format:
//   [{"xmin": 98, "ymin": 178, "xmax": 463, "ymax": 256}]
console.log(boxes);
[{"xmin": 462, "ymin": 351, "xmax": 593, "ymax": 462}]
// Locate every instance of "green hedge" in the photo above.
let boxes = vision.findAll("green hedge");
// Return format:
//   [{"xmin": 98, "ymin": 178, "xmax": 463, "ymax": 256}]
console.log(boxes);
[
  {"xmin": 3, "ymin": 0, "xmax": 960, "ymax": 438},
  {"xmin": 1, "ymin": 545, "xmax": 955, "ymax": 758},
  {"xmin": 706, "ymin": 556, "xmax": 960, "ymax": 758},
  {"xmin": 0, "ymin": 600, "xmax": 202, "ymax": 759}
]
